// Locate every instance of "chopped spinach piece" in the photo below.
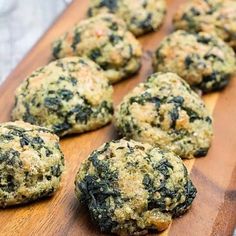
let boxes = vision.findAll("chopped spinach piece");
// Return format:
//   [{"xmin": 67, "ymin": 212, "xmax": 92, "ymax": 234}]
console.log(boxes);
[
  {"xmin": 183, "ymin": 107, "xmax": 201, "ymax": 122},
  {"xmin": 143, "ymin": 174, "xmax": 154, "ymax": 192},
  {"xmin": 78, "ymin": 175, "xmax": 119, "ymax": 233},
  {"xmin": 161, "ymin": 187, "xmax": 176, "ymax": 198},
  {"xmin": 0, "ymin": 134, "xmax": 14, "ymax": 141},
  {"xmin": 203, "ymin": 53, "xmax": 224, "ymax": 62},
  {"xmin": 51, "ymin": 164, "xmax": 62, "ymax": 177},
  {"xmin": 154, "ymin": 159, "xmax": 173, "ymax": 178},
  {"xmin": 148, "ymin": 197, "xmax": 167, "ymax": 211},
  {"xmin": 70, "ymin": 76, "xmax": 78, "ymax": 86},
  {"xmin": 149, "ymin": 97, "xmax": 161, "ymax": 108},
  {"xmin": 184, "ymin": 56, "xmax": 194, "ymax": 68},
  {"xmin": 138, "ymin": 13, "xmax": 152, "ymax": 29},
  {"xmin": 170, "ymin": 96, "xmax": 184, "ymax": 105},
  {"xmin": 129, "ymin": 92, "xmax": 151, "ymax": 105},
  {"xmin": 109, "ymin": 34, "xmax": 122, "ymax": 45},
  {"xmin": 205, "ymin": 116, "xmax": 212, "ymax": 124},
  {"xmin": 52, "ymin": 41, "xmax": 62, "ymax": 59},
  {"xmin": 72, "ymin": 31, "xmax": 81, "ymax": 51},
  {"xmin": 199, "ymin": 71, "xmax": 230, "ymax": 92},
  {"xmin": 181, "ymin": 14, "xmax": 197, "ymax": 29},
  {"xmin": 193, "ymin": 148, "xmax": 208, "ymax": 157},
  {"xmin": 169, "ymin": 107, "xmax": 179, "ymax": 129},
  {"xmin": 58, "ymin": 89, "xmax": 73, "ymax": 101},
  {"xmin": 32, "ymin": 136, "xmax": 44, "ymax": 145},
  {"xmin": 98, "ymin": 0, "xmax": 117, "ymax": 12},
  {"xmin": 20, "ymin": 136, "xmax": 30, "ymax": 147},
  {"xmin": 58, "ymin": 76, "xmax": 77, "ymax": 86},
  {"xmin": 190, "ymin": 7, "xmax": 201, "ymax": 16},
  {"xmin": 0, "ymin": 175, "xmax": 17, "ymax": 193},
  {"xmin": 89, "ymin": 48, "xmax": 102, "ymax": 61},
  {"xmin": 87, "ymin": 8, "xmax": 92, "ymax": 17},
  {"xmin": 197, "ymin": 35, "xmax": 211, "ymax": 44},
  {"xmin": 0, "ymin": 148, "xmax": 21, "ymax": 166},
  {"xmin": 110, "ymin": 22, "xmax": 118, "ymax": 31},
  {"xmin": 22, "ymin": 103, "xmax": 37, "ymax": 124},
  {"xmin": 45, "ymin": 148, "xmax": 53, "ymax": 157},
  {"xmin": 53, "ymin": 122, "xmax": 71, "ymax": 135},
  {"xmin": 172, "ymin": 180, "xmax": 197, "ymax": 217},
  {"xmin": 44, "ymin": 97, "xmax": 62, "ymax": 111},
  {"xmin": 100, "ymin": 101, "xmax": 114, "ymax": 114},
  {"xmin": 69, "ymin": 104, "xmax": 93, "ymax": 124},
  {"xmin": 202, "ymin": 71, "xmax": 218, "ymax": 82},
  {"xmin": 46, "ymin": 175, "xmax": 52, "ymax": 181},
  {"xmin": 126, "ymin": 142, "xmax": 135, "ymax": 154}
]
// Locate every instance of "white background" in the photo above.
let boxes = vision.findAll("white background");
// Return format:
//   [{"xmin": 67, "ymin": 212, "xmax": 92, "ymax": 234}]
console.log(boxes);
[{"xmin": 0, "ymin": 0, "xmax": 71, "ymax": 84}]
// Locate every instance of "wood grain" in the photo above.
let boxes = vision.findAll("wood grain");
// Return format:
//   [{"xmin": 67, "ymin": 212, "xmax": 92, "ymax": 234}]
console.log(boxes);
[{"xmin": 0, "ymin": 0, "xmax": 235, "ymax": 235}]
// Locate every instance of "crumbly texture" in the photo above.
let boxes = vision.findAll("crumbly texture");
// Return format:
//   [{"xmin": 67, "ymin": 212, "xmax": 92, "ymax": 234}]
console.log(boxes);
[
  {"xmin": 88, "ymin": 0, "xmax": 166, "ymax": 36},
  {"xmin": 52, "ymin": 14, "xmax": 142, "ymax": 83},
  {"xmin": 75, "ymin": 139, "xmax": 197, "ymax": 235},
  {"xmin": 115, "ymin": 72, "xmax": 213, "ymax": 159},
  {"xmin": 12, "ymin": 57, "xmax": 113, "ymax": 137},
  {"xmin": 173, "ymin": 0, "xmax": 236, "ymax": 50},
  {"xmin": 0, "ymin": 121, "xmax": 64, "ymax": 207},
  {"xmin": 153, "ymin": 30, "xmax": 236, "ymax": 93}
]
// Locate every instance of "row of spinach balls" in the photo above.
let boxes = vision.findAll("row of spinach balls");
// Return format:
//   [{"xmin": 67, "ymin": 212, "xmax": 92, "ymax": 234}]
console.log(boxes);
[{"xmin": 1, "ymin": 0, "xmax": 236, "ymax": 235}]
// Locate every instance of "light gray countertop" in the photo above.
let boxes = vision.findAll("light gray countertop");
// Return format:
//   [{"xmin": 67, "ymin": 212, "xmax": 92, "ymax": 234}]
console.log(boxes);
[{"xmin": 0, "ymin": 0, "xmax": 70, "ymax": 84}]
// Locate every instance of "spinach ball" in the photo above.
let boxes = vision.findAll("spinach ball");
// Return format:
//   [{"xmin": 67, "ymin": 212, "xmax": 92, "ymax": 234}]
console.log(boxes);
[
  {"xmin": 12, "ymin": 57, "xmax": 113, "ymax": 136},
  {"xmin": 173, "ymin": 0, "xmax": 236, "ymax": 51},
  {"xmin": 153, "ymin": 30, "xmax": 236, "ymax": 93},
  {"xmin": 52, "ymin": 14, "xmax": 142, "ymax": 83},
  {"xmin": 88, "ymin": 0, "xmax": 166, "ymax": 36},
  {"xmin": 115, "ymin": 72, "xmax": 213, "ymax": 158},
  {"xmin": 75, "ymin": 139, "xmax": 196, "ymax": 235},
  {"xmin": 0, "ymin": 121, "xmax": 64, "ymax": 207}
]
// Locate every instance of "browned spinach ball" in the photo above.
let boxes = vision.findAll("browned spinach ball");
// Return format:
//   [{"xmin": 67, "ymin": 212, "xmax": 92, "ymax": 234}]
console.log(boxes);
[
  {"xmin": 75, "ymin": 139, "xmax": 197, "ymax": 235},
  {"xmin": 115, "ymin": 72, "xmax": 213, "ymax": 159},
  {"xmin": 0, "ymin": 121, "xmax": 64, "ymax": 207},
  {"xmin": 153, "ymin": 31, "xmax": 235, "ymax": 93}
]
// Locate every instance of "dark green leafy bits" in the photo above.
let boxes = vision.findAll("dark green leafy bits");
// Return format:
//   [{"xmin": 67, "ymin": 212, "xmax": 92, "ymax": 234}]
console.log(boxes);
[{"xmin": 75, "ymin": 139, "xmax": 197, "ymax": 235}]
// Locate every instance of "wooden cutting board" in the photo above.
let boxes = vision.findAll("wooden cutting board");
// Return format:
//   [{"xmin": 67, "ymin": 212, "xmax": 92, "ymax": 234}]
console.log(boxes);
[{"xmin": 0, "ymin": 0, "xmax": 235, "ymax": 235}]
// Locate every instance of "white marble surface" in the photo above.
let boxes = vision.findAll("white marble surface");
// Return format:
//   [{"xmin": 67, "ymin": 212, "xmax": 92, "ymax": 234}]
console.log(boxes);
[{"xmin": 0, "ymin": 0, "xmax": 70, "ymax": 84}]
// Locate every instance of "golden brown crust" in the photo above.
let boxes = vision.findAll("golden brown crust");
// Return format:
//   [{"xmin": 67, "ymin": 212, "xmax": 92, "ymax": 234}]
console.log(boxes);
[
  {"xmin": 173, "ymin": 0, "xmax": 236, "ymax": 50},
  {"xmin": 153, "ymin": 30, "xmax": 236, "ymax": 93},
  {"xmin": 88, "ymin": 0, "xmax": 166, "ymax": 36},
  {"xmin": 115, "ymin": 72, "xmax": 213, "ymax": 159},
  {"xmin": 52, "ymin": 14, "xmax": 142, "ymax": 83},
  {"xmin": 12, "ymin": 57, "xmax": 114, "ymax": 136},
  {"xmin": 0, "ymin": 121, "xmax": 64, "ymax": 207},
  {"xmin": 75, "ymin": 139, "xmax": 197, "ymax": 235}
]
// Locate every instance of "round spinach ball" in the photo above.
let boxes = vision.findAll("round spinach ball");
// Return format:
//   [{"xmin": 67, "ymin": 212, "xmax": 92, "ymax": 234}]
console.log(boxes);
[
  {"xmin": 52, "ymin": 14, "xmax": 142, "ymax": 83},
  {"xmin": 0, "ymin": 121, "xmax": 64, "ymax": 207},
  {"xmin": 12, "ymin": 57, "xmax": 114, "ymax": 136},
  {"xmin": 153, "ymin": 30, "xmax": 235, "ymax": 93},
  {"xmin": 75, "ymin": 139, "xmax": 197, "ymax": 235},
  {"xmin": 88, "ymin": 0, "xmax": 166, "ymax": 36},
  {"xmin": 115, "ymin": 72, "xmax": 213, "ymax": 158},
  {"xmin": 173, "ymin": 0, "xmax": 236, "ymax": 51}
]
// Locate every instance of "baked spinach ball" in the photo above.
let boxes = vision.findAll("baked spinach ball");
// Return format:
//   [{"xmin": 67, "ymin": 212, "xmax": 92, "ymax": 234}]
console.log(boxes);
[
  {"xmin": 12, "ymin": 57, "xmax": 113, "ymax": 137},
  {"xmin": 52, "ymin": 14, "xmax": 142, "ymax": 83},
  {"xmin": 75, "ymin": 139, "xmax": 197, "ymax": 235},
  {"xmin": 153, "ymin": 30, "xmax": 236, "ymax": 93},
  {"xmin": 115, "ymin": 72, "xmax": 213, "ymax": 159},
  {"xmin": 88, "ymin": 0, "xmax": 166, "ymax": 36},
  {"xmin": 173, "ymin": 0, "xmax": 236, "ymax": 50},
  {"xmin": 0, "ymin": 121, "xmax": 64, "ymax": 207}
]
